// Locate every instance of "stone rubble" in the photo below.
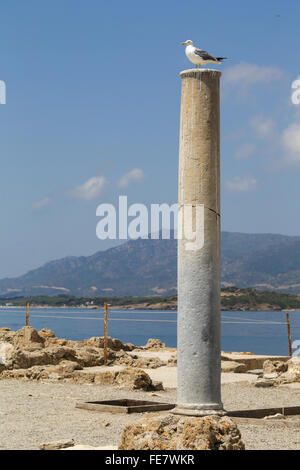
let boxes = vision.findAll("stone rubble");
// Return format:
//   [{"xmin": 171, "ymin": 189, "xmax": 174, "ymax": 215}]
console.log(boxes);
[
  {"xmin": 259, "ymin": 358, "xmax": 300, "ymax": 387},
  {"xmin": 255, "ymin": 379, "xmax": 275, "ymax": 388},
  {"xmin": 0, "ymin": 327, "xmax": 164, "ymax": 390},
  {"xmin": 119, "ymin": 414, "xmax": 245, "ymax": 450},
  {"xmin": 167, "ymin": 354, "xmax": 177, "ymax": 367},
  {"xmin": 39, "ymin": 439, "xmax": 75, "ymax": 450},
  {"xmin": 221, "ymin": 361, "xmax": 247, "ymax": 373},
  {"xmin": 263, "ymin": 413, "xmax": 285, "ymax": 420},
  {"xmin": 143, "ymin": 338, "xmax": 166, "ymax": 350},
  {"xmin": 263, "ymin": 360, "xmax": 288, "ymax": 375},
  {"xmin": 0, "ymin": 364, "xmax": 163, "ymax": 391}
]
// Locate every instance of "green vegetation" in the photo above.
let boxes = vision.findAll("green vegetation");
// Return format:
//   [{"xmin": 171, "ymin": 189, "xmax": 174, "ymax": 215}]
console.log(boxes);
[
  {"xmin": 221, "ymin": 286, "xmax": 300, "ymax": 310},
  {"xmin": 0, "ymin": 294, "xmax": 177, "ymax": 308},
  {"xmin": 1, "ymin": 287, "xmax": 300, "ymax": 310}
]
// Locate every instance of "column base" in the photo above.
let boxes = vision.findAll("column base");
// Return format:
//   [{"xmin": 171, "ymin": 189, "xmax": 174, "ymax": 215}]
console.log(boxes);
[{"xmin": 172, "ymin": 404, "xmax": 227, "ymax": 417}]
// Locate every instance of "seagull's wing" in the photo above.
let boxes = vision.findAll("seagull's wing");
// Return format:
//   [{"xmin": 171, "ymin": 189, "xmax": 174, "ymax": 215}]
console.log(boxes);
[{"xmin": 193, "ymin": 48, "xmax": 217, "ymax": 61}]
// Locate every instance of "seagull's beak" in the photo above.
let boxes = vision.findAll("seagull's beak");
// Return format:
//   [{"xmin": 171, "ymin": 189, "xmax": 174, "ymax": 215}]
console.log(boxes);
[{"xmin": 181, "ymin": 42, "xmax": 187, "ymax": 45}]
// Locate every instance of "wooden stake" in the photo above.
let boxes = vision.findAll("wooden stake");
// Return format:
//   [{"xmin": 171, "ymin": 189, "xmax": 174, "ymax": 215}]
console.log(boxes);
[
  {"xmin": 104, "ymin": 302, "xmax": 108, "ymax": 364},
  {"xmin": 286, "ymin": 313, "xmax": 292, "ymax": 357},
  {"xmin": 26, "ymin": 302, "xmax": 30, "ymax": 326}
]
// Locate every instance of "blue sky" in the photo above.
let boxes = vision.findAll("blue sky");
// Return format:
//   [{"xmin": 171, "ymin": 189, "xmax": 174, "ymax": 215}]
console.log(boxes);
[{"xmin": 1, "ymin": 0, "xmax": 300, "ymax": 278}]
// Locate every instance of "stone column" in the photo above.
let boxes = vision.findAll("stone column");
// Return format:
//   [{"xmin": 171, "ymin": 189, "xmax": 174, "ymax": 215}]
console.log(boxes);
[{"xmin": 175, "ymin": 69, "xmax": 224, "ymax": 416}]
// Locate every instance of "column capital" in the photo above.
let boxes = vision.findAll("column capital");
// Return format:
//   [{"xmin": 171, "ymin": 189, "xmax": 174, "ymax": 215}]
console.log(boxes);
[{"xmin": 180, "ymin": 69, "xmax": 222, "ymax": 79}]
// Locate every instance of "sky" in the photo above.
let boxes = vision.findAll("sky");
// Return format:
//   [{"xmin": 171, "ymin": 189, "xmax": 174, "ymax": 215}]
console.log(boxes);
[{"xmin": 1, "ymin": 0, "xmax": 300, "ymax": 278}]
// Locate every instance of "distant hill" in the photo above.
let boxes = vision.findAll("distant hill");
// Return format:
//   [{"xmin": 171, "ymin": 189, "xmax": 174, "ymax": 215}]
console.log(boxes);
[
  {"xmin": 1, "ymin": 232, "xmax": 300, "ymax": 297},
  {"xmin": 0, "ymin": 237, "xmax": 177, "ymax": 297},
  {"xmin": 221, "ymin": 232, "xmax": 300, "ymax": 293}
]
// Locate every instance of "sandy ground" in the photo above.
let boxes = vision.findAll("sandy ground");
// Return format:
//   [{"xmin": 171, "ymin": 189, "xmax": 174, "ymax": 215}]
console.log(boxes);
[{"xmin": 0, "ymin": 378, "xmax": 300, "ymax": 450}]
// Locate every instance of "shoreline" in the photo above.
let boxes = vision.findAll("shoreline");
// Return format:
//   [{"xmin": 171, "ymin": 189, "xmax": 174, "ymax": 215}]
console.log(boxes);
[
  {"xmin": 0, "ymin": 305, "xmax": 299, "ymax": 312},
  {"xmin": 2, "ymin": 287, "xmax": 300, "ymax": 312}
]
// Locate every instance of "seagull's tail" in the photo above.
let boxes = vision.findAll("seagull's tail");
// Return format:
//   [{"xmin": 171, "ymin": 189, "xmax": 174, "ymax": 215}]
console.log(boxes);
[{"xmin": 216, "ymin": 57, "xmax": 227, "ymax": 62}]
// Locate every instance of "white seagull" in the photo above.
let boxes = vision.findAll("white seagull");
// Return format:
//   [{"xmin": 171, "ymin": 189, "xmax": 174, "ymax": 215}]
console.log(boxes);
[{"xmin": 181, "ymin": 40, "xmax": 227, "ymax": 68}]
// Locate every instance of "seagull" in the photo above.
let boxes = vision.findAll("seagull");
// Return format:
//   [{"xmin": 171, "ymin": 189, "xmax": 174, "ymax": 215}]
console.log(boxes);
[{"xmin": 181, "ymin": 40, "xmax": 227, "ymax": 68}]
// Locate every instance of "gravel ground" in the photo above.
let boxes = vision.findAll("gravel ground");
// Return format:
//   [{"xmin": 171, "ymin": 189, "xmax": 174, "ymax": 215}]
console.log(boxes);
[
  {"xmin": 0, "ymin": 379, "xmax": 300, "ymax": 450},
  {"xmin": 237, "ymin": 418, "xmax": 300, "ymax": 450},
  {"xmin": 222, "ymin": 382, "xmax": 300, "ymax": 411}
]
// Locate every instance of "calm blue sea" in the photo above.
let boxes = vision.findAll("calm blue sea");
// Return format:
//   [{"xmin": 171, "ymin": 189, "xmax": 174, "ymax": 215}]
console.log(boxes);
[{"xmin": 0, "ymin": 308, "xmax": 299, "ymax": 356}]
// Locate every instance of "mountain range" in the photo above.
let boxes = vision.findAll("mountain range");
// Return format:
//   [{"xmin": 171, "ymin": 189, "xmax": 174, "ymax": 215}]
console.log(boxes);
[{"xmin": 1, "ymin": 232, "xmax": 300, "ymax": 297}]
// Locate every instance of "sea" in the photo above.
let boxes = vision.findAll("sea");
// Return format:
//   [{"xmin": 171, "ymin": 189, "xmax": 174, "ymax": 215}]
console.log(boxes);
[{"xmin": 0, "ymin": 308, "xmax": 299, "ymax": 356}]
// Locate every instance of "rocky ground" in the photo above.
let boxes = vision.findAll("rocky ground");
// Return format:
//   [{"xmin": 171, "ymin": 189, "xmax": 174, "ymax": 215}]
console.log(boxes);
[
  {"xmin": 0, "ymin": 327, "xmax": 169, "ymax": 391},
  {"xmin": 0, "ymin": 326, "xmax": 300, "ymax": 450}
]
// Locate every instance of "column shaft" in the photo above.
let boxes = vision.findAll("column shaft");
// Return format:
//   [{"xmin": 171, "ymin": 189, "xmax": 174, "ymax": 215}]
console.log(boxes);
[{"xmin": 176, "ymin": 69, "xmax": 224, "ymax": 416}]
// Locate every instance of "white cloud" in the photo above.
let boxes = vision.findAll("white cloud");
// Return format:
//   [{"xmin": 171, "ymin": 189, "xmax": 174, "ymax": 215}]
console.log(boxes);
[
  {"xmin": 281, "ymin": 123, "xmax": 300, "ymax": 163},
  {"xmin": 234, "ymin": 142, "xmax": 256, "ymax": 159},
  {"xmin": 70, "ymin": 176, "xmax": 106, "ymax": 200},
  {"xmin": 250, "ymin": 115, "xmax": 275, "ymax": 138},
  {"xmin": 223, "ymin": 63, "xmax": 283, "ymax": 88},
  {"xmin": 291, "ymin": 76, "xmax": 300, "ymax": 106},
  {"xmin": 225, "ymin": 175, "xmax": 257, "ymax": 192},
  {"xmin": 117, "ymin": 168, "xmax": 145, "ymax": 188},
  {"xmin": 31, "ymin": 197, "xmax": 51, "ymax": 210}
]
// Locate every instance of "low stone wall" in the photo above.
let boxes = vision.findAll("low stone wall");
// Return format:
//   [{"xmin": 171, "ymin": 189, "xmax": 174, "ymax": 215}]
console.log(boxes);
[
  {"xmin": 222, "ymin": 353, "xmax": 290, "ymax": 371},
  {"xmin": 1, "ymin": 364, "xmax": 162, "ymax": 391}
]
